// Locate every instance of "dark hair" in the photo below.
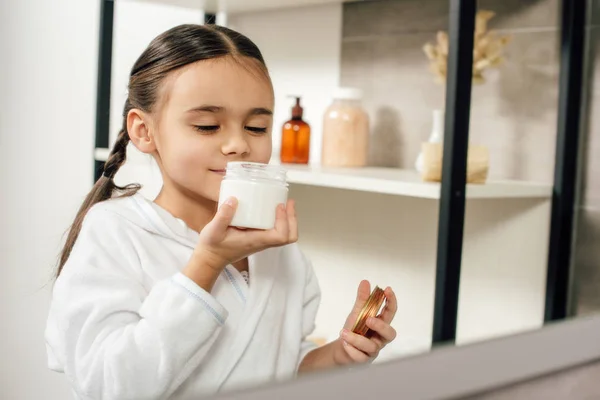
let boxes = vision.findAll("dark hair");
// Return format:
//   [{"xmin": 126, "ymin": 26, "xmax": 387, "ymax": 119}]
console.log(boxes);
[{"xmin": 57, "ymin": 24, "xmax": 270, "ymax": 276}]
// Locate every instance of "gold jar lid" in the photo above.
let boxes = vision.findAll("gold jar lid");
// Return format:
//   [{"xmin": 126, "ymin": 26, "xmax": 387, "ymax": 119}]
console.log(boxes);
[{"xmin": 352, "ymin": 286, "xmax": 386, "ymax": 338}]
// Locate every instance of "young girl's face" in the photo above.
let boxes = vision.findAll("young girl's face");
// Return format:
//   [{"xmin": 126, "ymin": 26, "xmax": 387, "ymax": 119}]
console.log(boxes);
[{"xmin": 151, "ymin": 57, "xmax": 274, "ymax": 203}]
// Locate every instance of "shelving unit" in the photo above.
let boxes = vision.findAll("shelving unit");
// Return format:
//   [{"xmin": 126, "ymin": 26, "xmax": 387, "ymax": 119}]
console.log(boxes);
[{"xmin": 93, "ymin": 0, "xmax": 587, "ymax": 356}]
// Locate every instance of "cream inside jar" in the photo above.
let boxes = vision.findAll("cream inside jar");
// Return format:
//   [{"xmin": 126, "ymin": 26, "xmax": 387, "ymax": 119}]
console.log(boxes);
[{"xmin": 218, "ymin": 162, "xmax": 289, "ymax": 230}]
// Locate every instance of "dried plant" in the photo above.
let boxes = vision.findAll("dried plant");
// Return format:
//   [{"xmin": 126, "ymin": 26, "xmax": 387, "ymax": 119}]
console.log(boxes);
[{"xmin": 423, "ymin": 10, "xmax": 511, "ymax": 85}]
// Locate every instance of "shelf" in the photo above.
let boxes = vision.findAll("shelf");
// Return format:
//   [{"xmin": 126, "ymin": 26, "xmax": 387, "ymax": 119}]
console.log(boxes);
[
  {"xmin": 124, "ymin": 0, "xmax": 357, "ymax": 14},
  {"xmin": 94, "ymin": 148, "xmax": 110, "ymax": 162},
  {"xmin": 94, "ymin": 148, "xmax": 552, "ymax": 200},
  {"xmin": 282, "ymin": 164, "xmax": 552, "ymax": 200}
]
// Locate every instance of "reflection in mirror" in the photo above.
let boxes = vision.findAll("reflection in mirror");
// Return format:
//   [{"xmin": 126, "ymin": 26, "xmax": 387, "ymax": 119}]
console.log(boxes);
[{"xmin": 1, "ymin": 0, "xmax": 596, "ymax": 399}]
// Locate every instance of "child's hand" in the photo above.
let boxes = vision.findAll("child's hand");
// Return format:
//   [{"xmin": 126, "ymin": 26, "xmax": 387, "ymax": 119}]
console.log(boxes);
[
  {"xmin": 334, "ymin": 281, "xmax": 397, "ymax": 365},
  {"xmin": 194, "ymin": 197, "xmax": 298, "ymax": 271}
]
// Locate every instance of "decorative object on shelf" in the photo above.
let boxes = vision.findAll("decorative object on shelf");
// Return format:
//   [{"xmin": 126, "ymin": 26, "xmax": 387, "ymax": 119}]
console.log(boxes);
[
  {"xmin": 280, "ymin": 96, "xmax": 311, "ymax": 164},
  {"xmin": 352, "ymin": 286, "xmax": 386, "ymax": 338},
  {"xmin": 415, "ymin": 109, "xmax": 444, "ymax": 173},
  {"xmin": 422, "ymin": 9, "xmax": 511, "ymax": 85},
  {"xmin": 321, "ymin": 87, "xmax": 370, "ymax": 167},
  {"xmin": 420, "ymin": 143, "xmax": 489, "ymax": 184},
  {"xmin": 417, "ymin": 10, "xmax": 508, "ymax": 175}
]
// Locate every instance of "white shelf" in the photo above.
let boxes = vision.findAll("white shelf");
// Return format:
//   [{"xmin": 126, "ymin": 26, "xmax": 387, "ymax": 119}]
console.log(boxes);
[
  {"xmin": 282, "ymin": 164, "xmax": 552, "ymax": 200},
  {"xmin": 94, "ymin": 148, "xmax": 110, "ymax": 162},
  {"xmin": 124, "ymin": 0, "xmax": 357, "ymax": 14},
  {"xmin": 94, "ymin": 149, "xmax": 551, "ymax": 200}
]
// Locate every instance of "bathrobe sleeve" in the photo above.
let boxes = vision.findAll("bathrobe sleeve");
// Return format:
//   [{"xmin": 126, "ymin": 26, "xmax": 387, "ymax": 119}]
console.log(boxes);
[
  {"xmin": 45, "ymin": 208, "xmax": 227, "ymax": 400},
  {"xmin": 296, "ymin": 251, "xmax": 322, "ymax": 370}
]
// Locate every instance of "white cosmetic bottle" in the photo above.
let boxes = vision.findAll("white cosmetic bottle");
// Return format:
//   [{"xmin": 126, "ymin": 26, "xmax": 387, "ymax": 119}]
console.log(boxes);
[{"xmin": 415, "ymin": 109, "xmax": 444, "ymax": 173}]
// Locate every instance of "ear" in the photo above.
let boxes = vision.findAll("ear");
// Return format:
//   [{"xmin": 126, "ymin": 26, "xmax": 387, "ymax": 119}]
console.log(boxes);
[{"xmin": 127, "ymin": 108, "xmax": 157, "ymax": 154}]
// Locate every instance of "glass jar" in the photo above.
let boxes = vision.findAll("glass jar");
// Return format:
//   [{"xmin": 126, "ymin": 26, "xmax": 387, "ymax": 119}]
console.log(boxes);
[
  {"xmin": 321, "ymin": 87, "xmax": 370, "ymax": 167},
  {"xmin": 218, "ymin": 162, "xmax": 289, "ymax": 230}
]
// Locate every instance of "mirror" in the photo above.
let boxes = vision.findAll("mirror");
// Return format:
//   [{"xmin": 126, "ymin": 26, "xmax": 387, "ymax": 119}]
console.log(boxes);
[{"xmin": 2, "ymin": 0, "xmax": 598, "ymax": 399}]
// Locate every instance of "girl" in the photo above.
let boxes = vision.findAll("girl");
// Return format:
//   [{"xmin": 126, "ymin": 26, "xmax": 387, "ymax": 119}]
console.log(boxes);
[{"xmin": 45, "ymin": 24, "xmax": 397, "ymax": 399}]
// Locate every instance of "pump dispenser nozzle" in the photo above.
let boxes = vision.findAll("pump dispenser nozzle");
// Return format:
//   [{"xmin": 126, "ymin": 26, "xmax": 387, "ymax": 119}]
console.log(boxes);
[{"xmin": 290, "ymin": 96, "xmax": 303, "ymax": 120}]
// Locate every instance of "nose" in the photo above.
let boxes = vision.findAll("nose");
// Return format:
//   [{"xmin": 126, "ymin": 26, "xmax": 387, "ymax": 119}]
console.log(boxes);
[{"xmin": 221, "ymin": 129, "xmax": 250, "ymax": 157}]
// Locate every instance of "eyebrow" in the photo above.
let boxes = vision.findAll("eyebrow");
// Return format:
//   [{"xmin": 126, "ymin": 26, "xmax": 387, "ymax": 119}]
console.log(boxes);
[
  {"xmin": 249, "ymin": 107, "xmax": 273, "ymax": 116},
  {"xmin": 186, "ymin": 105, "xmax": 273, "ymax": 116}
]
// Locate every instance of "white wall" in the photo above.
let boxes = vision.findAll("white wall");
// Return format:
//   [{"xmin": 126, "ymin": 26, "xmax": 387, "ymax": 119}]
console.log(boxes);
[{"xmin": 0, "ymin": 0, "xmax": 98, "ymax": 398}]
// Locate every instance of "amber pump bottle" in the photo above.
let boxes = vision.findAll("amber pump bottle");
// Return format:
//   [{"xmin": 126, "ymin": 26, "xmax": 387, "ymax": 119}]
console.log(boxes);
[{"xmin": 280, "ymin": 97, "xmax": 310, "ymax": 164}]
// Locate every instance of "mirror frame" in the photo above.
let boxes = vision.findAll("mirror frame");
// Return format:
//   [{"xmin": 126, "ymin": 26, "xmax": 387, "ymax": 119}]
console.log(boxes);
[{"xmin": 209, "ymin": 315, "xmax": 600, "ymax": 399}]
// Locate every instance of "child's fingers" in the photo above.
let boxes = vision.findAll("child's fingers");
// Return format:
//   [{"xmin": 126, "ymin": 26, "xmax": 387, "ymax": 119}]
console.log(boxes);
[
  {"xmin": 342, "ymin": 340, "xmax": 371, "ymax": 363},
  {"xmin": 343, "ymin": 281, "xmax": 371, "ymax": 330},
  {"xmin": 207, "ymin": 197, "xmax": 238, "ymax": 240},
  {"xmin": 352, "ymin": 281, "xmax": 372, "ymax": 315},
  {"xmin": 366, "ymin": 317, "xmax": 397, "ymax": 343},
  {"xmin": 344, "ymin": 280, "xmax": 372, "ymax": 330},
  {"xmin": 286, "ymin": 199, "xmax": 298, "ymax": 243},
  {"xmin": 379, "ymin": 287, "xmax": 398, "ymax": 324},
  {"xmin": 342, "ymin": 329, "xmax": 378, "ymax": 356},
  {"xmin": 268, "ymin": 203, "xmax": 290, "ymax": 245}
]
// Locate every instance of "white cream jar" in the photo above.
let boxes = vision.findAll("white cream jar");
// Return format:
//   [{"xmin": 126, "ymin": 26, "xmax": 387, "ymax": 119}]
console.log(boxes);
[{"xmin": 218, "ymin": 162, "xmax": 289, "ymax": 230}]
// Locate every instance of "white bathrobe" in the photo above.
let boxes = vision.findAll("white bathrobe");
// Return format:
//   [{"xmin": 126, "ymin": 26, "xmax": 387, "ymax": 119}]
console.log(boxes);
[{"xmin": 45, "ymin": 194, "xmax": 321, "ymax": 400}]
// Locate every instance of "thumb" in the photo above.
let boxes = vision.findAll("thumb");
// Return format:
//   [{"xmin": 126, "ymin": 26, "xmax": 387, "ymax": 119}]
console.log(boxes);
[
  {"xmin": 344, "ymin": 280, "xmax": 371, "ymax": 329},
  {"xmin": 207, "ymin": 197, "xmax": 238, "ymax": 238}
]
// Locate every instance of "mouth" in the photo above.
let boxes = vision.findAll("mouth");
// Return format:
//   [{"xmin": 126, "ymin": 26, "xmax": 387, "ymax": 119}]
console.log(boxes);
[{"xmin": 209, "ymin": 169, "xmax": 226, "ymax": 176}]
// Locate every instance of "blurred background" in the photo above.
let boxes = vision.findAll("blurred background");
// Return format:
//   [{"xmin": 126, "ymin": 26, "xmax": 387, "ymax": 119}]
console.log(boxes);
[{"xmin": 1, "ymin": 0, "xmax": 598, "ymax": 398}]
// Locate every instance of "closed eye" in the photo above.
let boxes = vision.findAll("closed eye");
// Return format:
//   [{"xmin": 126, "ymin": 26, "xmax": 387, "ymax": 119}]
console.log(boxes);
[
  {"xmin": 194, "ymin": 125, "xmax": 220, "ymax": 133},
  {"xmin": 245, "ymin": 126, "xmax": 268, "ymax": 134}
]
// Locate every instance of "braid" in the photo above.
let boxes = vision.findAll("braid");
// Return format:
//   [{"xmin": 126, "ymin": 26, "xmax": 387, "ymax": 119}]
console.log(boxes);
[
  {"xmin": 56, "ymin": 108, "xmax": 141, "ymax": 276},
  {"xmin": 102, "ymin": 125, "xmax": 142, "ymax": 195},
  {"xmin": 103, "ymin": 128, "xmax": 130, "ymax": 180}
]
